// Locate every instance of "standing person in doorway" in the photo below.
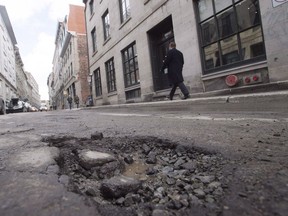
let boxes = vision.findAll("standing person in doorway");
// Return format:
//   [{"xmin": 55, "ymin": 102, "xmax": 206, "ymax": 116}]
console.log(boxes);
[
  {"xmin": 67, "ymin": 95, "xmax": 73, "ymax": 110},
  {"xmin": 161, "ymin": 42, "xmax": 190, "ymax": 100}
]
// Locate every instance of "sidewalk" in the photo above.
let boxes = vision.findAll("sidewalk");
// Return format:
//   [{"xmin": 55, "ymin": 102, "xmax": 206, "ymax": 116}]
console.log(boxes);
[{"xmin": 84, "ymin": 88, "xmax": 288, "ymax": 110}]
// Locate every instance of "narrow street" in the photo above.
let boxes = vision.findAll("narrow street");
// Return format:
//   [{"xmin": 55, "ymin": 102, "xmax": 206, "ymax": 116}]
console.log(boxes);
[{"xmin": 0, "ymin": 92, "xmax": 288, "ymax": 216}]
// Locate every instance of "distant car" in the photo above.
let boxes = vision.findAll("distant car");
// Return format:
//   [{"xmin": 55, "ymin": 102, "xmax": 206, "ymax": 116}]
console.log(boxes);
[
  {"xmin": 39, "ymin": 105, "xmax": 48, "ymax": 112},
  {"xmin": 0, "ymin": 98, "xmax": 5, "ymax": 115},
  {"xmin": 29, "ymin": 106, "xmax": 38, "ymax": 112},
  {"xmin": 6, "ymin": 98, "xmax": 28, "ymax": 113}
]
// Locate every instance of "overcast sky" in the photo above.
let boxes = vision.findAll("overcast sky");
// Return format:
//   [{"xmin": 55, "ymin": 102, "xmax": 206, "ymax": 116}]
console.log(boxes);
[{"xmin": 0, "ymin": 0, "xmax": 84, "ymax": 101}]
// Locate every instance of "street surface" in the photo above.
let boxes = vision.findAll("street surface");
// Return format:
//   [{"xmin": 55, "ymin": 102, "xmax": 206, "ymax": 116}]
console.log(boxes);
[{"xmin": 0, "ymin": 91, "xmax": 287, "ymax": 216}]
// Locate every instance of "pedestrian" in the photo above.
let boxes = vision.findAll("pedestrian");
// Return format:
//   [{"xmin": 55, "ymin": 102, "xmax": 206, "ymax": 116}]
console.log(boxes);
[
  {"xmin": 67, "ymin": 95, "xmax": 73, "ymax": 110},
  {"xmin": 161, "ymin": 42, "xmax": 190, "ymax": 100},
  {"xmin": 74, "ymin": 95, "xmax": 79, "ymax": 108}
]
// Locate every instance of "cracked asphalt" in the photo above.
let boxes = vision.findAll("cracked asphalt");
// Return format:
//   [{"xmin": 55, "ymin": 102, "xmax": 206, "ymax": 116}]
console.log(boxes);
[{"xmin": 0, "ymin": 91, "xmax": 287, "ymax": 216}]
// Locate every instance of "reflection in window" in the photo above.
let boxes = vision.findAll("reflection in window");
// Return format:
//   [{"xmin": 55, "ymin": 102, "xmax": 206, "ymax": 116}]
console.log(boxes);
[
  {"xmin": 217, "ymin": 8, "xmax": 237, "ymax": 38},
  {"xmin": 102, "ymin": 10, "xmax": 110, "ymax": 40},
  {"xmin": 201, "ymin": 17, "xmax": 217, "ymax": 45},
  {"xmin": 196, "ymin": 0, "xmax": 266, "ymax": 74},
  {"xmin": 240, "ymin": 27, "xmax": 264, "ymax": 60},
  {"xmin": 236, "ymin": 0, "xmax": 260, "ymax": 30},
  {"xmin": 119, "ymin": 0, "xmax": 130, "ymax": 23},
  {"xmin": 214, "ymin": 0, "xmax": 232, "ymax": 13}
]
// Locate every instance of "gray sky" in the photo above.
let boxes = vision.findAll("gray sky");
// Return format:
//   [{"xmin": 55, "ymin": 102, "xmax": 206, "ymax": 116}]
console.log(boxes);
[{"xmin": 0, "ymin": 0, "xmax": 84, "ymax": 100}]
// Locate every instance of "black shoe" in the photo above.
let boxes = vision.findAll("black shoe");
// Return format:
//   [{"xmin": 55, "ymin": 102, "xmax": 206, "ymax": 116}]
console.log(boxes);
[{"xmin": 182, "ymin": 94, "xmax": 190, "ymax": 100}]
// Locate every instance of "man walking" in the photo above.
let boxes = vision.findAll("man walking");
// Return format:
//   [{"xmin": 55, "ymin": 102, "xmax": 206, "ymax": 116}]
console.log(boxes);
[
  {"xmin": 161, "ymin": 42, "xmax": 190, "ymax": 100},
  {"xmin": 67, "ymin": 95, "xmax": 73, "ymax": 110}
]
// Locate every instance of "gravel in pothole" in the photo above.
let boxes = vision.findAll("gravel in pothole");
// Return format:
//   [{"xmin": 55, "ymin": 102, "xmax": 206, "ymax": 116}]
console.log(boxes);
[{"xmin": 42, "ymin": 133, "xmax": 230, "ymax": 216}]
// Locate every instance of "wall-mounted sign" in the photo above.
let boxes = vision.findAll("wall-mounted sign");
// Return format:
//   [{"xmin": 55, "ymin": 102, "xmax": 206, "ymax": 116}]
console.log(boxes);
[{"xmin": 272, "ymin": 0, "xmax": 288, "ymax": 7}]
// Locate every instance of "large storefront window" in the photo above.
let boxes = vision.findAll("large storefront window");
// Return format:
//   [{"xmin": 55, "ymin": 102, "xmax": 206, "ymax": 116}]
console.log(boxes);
[{"xmin": 196, "ymin": 0, "xmax": 266, "ymax": 74}]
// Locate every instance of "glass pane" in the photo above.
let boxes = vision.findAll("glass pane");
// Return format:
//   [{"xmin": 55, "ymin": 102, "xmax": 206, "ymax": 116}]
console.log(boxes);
[
  {"xmin": 203, "ymin": 42, "xmax": 219, "ymax": 69},
  {"xmin": 214, "ymin": 0, "xmax": 232, "ymax": 13},
  {"xmin": 128, "ymin": 47, "xmax": 133, "ymax": 59},
  {"xmin": 123, "ymin": 51, "xmax": 128, "ymax": 62},
  {"xmin": 131, "ymin": 72, "xmax": 136, "ymax": 84},
  {"xmin": 236, "ymin": 0, "xmax": 260, "ymax": 31},
  {"xmin": 124, "ymin": 62, "xmax": 129, "ymax": 74},
  {"xmin": 217, "ymin": 7, "xmax": 237, "ymax": 38},
  {"xmin": 240, "ymin": 26, "xmax": 264, "ymax": 60},
  {"xmin": 126, "ymin": 74, "xmax": 131, "ymax": 86},
  {"xmin": 220, "ymin": 35, "xmax": 240, "ymax": 65},
  {"xmin": 198, "ymin": 0, "xmax": 214, "ymax": 21},
  {"xmin": 201, "ymin": 17, "xmax": 218, "ymax": 45},
  {"xmin": 133, "ymin": 44, "xmax": 137, "ymax": 55},
  {"xmin": 129, "ymin": 59, "xmax": 134, "ymax": 72},
  {"xmin": 136, "ymin": 69, "xmax": 140, "ymax": 83}
]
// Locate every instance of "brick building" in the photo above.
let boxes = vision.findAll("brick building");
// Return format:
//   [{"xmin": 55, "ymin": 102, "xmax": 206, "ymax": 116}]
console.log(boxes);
[
  {"xmin": 82, "ymin": 0, "xmax": 288, "ymax": 105},
  {"xmin": 49, "ymin": 4, "xmax": 90, "ymax": 109}
]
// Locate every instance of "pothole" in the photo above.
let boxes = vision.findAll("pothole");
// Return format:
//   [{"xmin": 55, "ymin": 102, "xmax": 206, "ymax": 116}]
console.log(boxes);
[{"xmin": 43, "ymin": 133, "xmax": 230, "ymax": 215}]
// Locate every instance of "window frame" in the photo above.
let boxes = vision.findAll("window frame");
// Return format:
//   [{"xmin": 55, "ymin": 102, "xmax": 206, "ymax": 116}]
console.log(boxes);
[
  {"xmin": 105, "ymin": 58, "xmax": 117, "ymax": 93},
  {"xmin": 196, "ymin": 0, "xmax": 266, "ymax": 75},
  {"xmin": 93, "ymin": 68, "xmax": 102, "ymax": 97},
  {"xmin": 102, "ymin": 10, "xmax": 110, "ymax": 41},
  {"xmin": 121, "ymin": 42, "xmax": 140, "ymax": 88},
  {"xmin": 89, "ymin": 0, "xmax": 94, "ymax": 16},
  {"xmin": 119, "ymin": 0, "xmax": 130, "ymax": 23},
  {"xmin": 91, "ymin": 27, "xmax": 97, "ymax": 53}
]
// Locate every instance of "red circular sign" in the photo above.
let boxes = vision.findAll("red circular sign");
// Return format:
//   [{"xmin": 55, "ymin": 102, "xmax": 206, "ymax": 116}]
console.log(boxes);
[{"xmin": 225, "ymin": 75, "xmax": 238, "ymax": 87}]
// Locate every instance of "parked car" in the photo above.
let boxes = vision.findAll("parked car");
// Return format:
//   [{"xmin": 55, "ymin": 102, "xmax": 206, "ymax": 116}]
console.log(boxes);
[
  {"xmin": 39, "ymin": 105, "xmax": 48, "ymax": 112},
  {"xmin": 6, "ymin": 98, "xmax": 29, "ymax": 113},
  {"xmin": 0, "ymin": 98, "xmax": 5, "ymax": 115},
  {"xmin": 29, "ymin": 106, "xmax": 38, "ymax": 112}
]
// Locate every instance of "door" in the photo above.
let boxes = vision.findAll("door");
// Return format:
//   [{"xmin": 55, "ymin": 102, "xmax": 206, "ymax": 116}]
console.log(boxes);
[{"xmin": 148, "ymin": 15, "xmax": 174, "ymax": 91}]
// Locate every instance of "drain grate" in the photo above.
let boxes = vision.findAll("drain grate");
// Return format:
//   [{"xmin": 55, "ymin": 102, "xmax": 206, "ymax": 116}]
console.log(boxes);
[{"xmin": 43, "ymin": 134, "xmax": 229, "ymax": 215}]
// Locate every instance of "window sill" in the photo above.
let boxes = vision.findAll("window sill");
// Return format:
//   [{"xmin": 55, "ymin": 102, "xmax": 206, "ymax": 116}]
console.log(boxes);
[
  {"xmin": 144, "ymin": 0, "xmax": 150, "ymax": 5},
  {"xmin": 89, "ymin": 12, "xmax": 95, "ymax": 21},
  {"xmin": 92, "ymin": 50, "xmax": 98, "ymax": 57},
  {"xmin": 108, "ymin": 91, "xmax": 117, "ymax": 97},
  {"xmin": 125, "ymin": 83, "xmax": 141, "ymax": 92},
  {"xmin": 202, "ymin": 60, "xmax": 268, "ymax": 81},
  {"xmin": 119, "ymin": 17, "xmax": 131, "ymax": 30},
  {"xmin": 103, "ymin": 36, "xmax": 111, "ymax": 46}
]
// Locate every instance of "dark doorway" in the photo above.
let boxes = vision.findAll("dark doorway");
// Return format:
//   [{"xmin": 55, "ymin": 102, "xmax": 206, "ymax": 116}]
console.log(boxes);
[{"xmin": 148, "ymin": 16, "xmax": 174, "ymax": 91}]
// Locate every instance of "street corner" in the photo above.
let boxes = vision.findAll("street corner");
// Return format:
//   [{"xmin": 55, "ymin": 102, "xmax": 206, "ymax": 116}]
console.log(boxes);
[{"xmin": 6, "ymin": 147, "xmax": 59, "ymax": 172}]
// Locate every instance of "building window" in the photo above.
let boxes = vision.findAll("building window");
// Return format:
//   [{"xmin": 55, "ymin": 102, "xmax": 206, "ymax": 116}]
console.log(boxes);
[
  {"xmin": 89, "ymin": 0, "xmax": 94, "ymax": 16},
  {"xmin": 102, "ymin": 10, "xmax": 110, "ymax": 40},
  {"xmin": 121, "ymin": 42, "xmax": 139, "ymax": 87},
  {"xmin": 119, "ymin": 0, "xmax": 130, "ymax": 23},
  {"xmin": 196, "ymin": 0, "xmax": 266, "ymax": 74},
  {"xmin": 105, "ymin": 58, "xmax": 116, "ymax": 93},
  {"xmin": 91, "ymin": 27, "xmax": 97, "ymax": 53},
  {"xmin": 93, "ymin": 68, "xmax": 102, "ymax": 97}
]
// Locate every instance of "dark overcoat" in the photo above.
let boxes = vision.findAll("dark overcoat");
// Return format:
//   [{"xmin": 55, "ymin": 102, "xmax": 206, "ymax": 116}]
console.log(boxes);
[{"xmin": 161, "ymin": 48, "xmax": 184, "ymax": 84}]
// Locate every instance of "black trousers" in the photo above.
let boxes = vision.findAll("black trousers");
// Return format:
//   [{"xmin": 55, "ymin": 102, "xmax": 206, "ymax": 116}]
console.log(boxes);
[{"xmin": 169, "ymin": 82, "xmax": 189, "ymax": 99}]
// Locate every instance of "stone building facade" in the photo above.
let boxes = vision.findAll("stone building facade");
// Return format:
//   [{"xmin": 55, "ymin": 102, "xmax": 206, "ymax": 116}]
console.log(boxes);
[
  {"xmin": 82, "ymin": 0, "xmax": 288, "ymax": 105},
  {"xmin": 0, "ymin": 5, "xmax": 40, "ymax": 108},
  {"xmin": 0, "ymin": 5, "xmax": 17, "ymax": 103},
  {"xmin": 49, "ymin": 5, "xmax": 90, "ymax": 110}
]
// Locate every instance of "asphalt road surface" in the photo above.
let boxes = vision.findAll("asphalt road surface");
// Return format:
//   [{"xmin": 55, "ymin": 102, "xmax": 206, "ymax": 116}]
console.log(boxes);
[{"xmin": 0, "ymin": 92, "xmax": 287, "ymax": 216}]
